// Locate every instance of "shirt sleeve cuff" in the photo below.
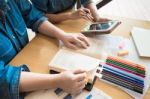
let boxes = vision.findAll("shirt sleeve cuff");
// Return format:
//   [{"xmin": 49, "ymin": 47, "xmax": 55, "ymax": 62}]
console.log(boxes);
[
  {"xmin": 9, "ymin": 64, "xmax": 30, "ymax": 99},
  {"xmin": 82, "ymin": 0, "xmax": 94, "ymax": 6},
  {"xmin": 32, "ymin": 16, "xmax": 48, "ymax": 32}
]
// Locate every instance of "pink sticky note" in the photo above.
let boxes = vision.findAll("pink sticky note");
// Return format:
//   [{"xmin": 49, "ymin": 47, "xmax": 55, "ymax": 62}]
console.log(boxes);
[{"xmin": 119, "ymin": 40, "xmax": 125, "ymax": 49}]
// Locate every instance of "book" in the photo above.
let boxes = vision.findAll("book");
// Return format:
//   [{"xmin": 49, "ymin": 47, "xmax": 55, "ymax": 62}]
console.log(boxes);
[
  {"xmin": 131, "ymin": 27, "xmax": 150, "ymax": 58},
  {"xmin": 49, "ymin": 38, "xmax": 105, "ymax": 83}
]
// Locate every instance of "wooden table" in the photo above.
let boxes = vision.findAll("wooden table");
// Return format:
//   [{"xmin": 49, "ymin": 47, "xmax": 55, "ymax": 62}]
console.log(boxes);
[{"xmin": 10, "ymin": 17, "xmax": 150, "ymax": 99}]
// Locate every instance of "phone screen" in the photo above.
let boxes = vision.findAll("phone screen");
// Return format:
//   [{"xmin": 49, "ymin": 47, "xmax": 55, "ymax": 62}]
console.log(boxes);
[{"xmin": 89, "ymin": 21, "xmax": 115, "ymax": 30}]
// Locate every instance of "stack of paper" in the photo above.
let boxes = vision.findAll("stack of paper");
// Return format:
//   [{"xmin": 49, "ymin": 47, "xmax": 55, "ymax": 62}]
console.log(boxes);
[{"xmin": 101, "ymin": 56, "xmax": 146, "ymax": 94}]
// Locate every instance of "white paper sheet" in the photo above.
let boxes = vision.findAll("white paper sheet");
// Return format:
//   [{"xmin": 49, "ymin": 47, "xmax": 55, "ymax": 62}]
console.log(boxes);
[
  {"xmin": 25, "ymin": 87, "xmax": 112, "ymax": 99},
  {"xmin": 59, "ymin": 34, "xmax": 150, "ymax": 98},
  {"xmin": 97, "ymin": 36, "xmax": 150, "ymax": 99},
  {"xmin": 49, "ymin": 49, "xmax": 100, "ymax": 72},
  {"xmin": 117, "ymin": 38, "xmax": 150, "ymax": 99}
]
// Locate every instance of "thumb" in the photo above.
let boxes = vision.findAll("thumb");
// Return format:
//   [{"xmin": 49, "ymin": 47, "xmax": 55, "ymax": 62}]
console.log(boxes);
[
  {"xmin": 82, "ymin": 8, "xmax": 90, "ymax": 13},
  {"xmin": 74, "ymin": 72, "xmax": 87, "ymax": 82},
  {"xmin": 73, "ymin": 69, "xmax": 86, "ymax": 74}
]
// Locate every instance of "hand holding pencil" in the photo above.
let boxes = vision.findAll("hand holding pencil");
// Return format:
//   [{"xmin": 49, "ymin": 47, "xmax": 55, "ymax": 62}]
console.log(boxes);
[{"xmin": 70, "ymin": 8, "xmax": 94, "ymax": 22}]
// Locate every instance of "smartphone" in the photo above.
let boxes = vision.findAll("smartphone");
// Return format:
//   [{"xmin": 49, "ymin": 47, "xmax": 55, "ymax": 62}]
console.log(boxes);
[{"xmin": 81, "ymin": 20, "xmax": 121, "ymax": 35}]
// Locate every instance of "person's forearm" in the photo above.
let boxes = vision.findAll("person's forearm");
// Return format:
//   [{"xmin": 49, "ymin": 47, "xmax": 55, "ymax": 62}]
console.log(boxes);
[
  {"xmin": 19, "ymin": 72, "xmax": 60, "ymax": 92},
  {"xmin": 46, "ymin": 13, "xmax": 72, "ymax": 23},
  {"xmin": 84, "ymin": 3, "xmax": 100, "ymax": 21},
  {"xmin": 38, "ymin": 20, "xmax": 65, "ymax": 40}
]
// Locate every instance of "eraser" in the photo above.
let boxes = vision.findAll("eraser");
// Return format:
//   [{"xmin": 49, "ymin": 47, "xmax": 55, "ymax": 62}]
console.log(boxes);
[
  {"xmin": 119, "ymin": 41, "xmax": 125, "ymax": 49},
  {"xmin": 95, "ymin": 73, "xmax": 103, "ymax": 79},
  {"xmin": 117, "ymin": 50, "xmax": 129, "ymax": 56}
]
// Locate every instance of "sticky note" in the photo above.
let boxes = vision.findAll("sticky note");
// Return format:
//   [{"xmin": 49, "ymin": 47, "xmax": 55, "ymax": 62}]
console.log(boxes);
[
  {"xmin": 117, "ymin": 50, "xmax": 129, "ymax": 56},
  {"xmin": 119, "ymin": 40, "xmax": 125, "ymax": 49}
]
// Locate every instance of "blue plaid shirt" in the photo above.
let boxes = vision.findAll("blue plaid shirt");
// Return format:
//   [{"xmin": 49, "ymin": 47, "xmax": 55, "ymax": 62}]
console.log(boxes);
[
  {"xmin": 31, "ymin": 0, "xmax": 93, "ymax": 14},
  {"xmin": 0, "ymin": 0, "xmax": 47, "ymax": 99}
]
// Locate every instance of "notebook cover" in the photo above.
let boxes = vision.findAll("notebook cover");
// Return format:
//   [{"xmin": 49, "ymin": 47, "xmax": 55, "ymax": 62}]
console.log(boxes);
[{"xmin": 131, "ymin": 27, "xmax": 150, "ymax": 58}]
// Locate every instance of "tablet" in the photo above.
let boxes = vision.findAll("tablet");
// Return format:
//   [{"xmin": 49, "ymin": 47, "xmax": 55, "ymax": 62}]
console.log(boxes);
[{"xmin": 81, "ymin": 20, "xmax": 121, "ymax": 35}]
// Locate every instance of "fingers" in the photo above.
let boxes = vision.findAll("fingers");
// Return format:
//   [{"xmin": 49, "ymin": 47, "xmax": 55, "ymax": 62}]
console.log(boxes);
[
  {"xmin": 78, "ymin": 77, "xmax": 88, "ymax": 86},
  {"xmin": 79, "ymin": 8, "xmax": 94, "ymax": 22},
  {"xmin": 77, "ymin": 82, "xmax": 86, "ymax": 91},
  {"xmin": 66, "ymin": 36, "xmax": 88, "ymax": 49},
  {"xmin": 98, "ymin": 18, "xmax": 110, "ymax": 23},
  {"xmin": 82, "ymin": 15, "xmax": 94, "ymax": 23},
  {"xmin": 63, "ymin": 33, "xmax": 90, "ymax": 49},
  {"xmin": 66, "ymin": 42, "xmax": 78, "ymax": 50},
  {"xmin": 73, "ymin": 34, "xmax": 90, "ymax": 48},
  {"xmin": 74, "ymin": 37, "xmax": 88, "ymax": 48},
  {"xmin": 86, "ymin": 14, "xmax": 94, "ymax": 22},
  {"xmin": 72, "ymin": 86, "xmax": 84, "ymax": 95},
  {"xmin": 75, "ymin": 72, "xmax": 87, "ymax": 82},
  {"xmin": 82, "ymin": 8, "xmax": 90, "ymax": 14},
  {"xmin": 72, "ymin": 77, "xmax": 87, "ymax": 95},
  {"xmin": 71, "ymin": 73, "xmax": 87, "ymax": 95},
  {"xmin": 81, "ymin": 13, "xmax": 94, "ymax": 22},
  {"xmin": 73, "ymin": 69, "xmax": 86, "ymax": 74},
  {"xmin": 77, "ymin": 34, "xmax": 90, "ymax": 46}
]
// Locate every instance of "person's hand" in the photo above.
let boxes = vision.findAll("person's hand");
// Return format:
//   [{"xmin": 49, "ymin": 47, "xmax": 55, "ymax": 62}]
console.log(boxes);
[
  {"xmin": 60, "ymin": 33, "xmax": 90, "ymax": 49},
  {"xmin": 97, "ymin": 17, "xmax": 110, "ymax": 23},
  {"xmin": 70, "ymin": 8, "xmax": 94, "ymax": 22},
  {"xmin": 94, "ymin": 15, "xmax": 110, "ymax": 23},
  {"xmin": 57, "ymin": 69, "xmax": 88, "ymax": 95}
]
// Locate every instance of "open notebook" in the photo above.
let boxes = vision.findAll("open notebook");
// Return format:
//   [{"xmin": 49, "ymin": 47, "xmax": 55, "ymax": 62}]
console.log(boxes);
[
  {"xmin": 131, "ymin": 27, "xmax": 150, "ymax": 58},
  {"xmin": 49, "ymin": 36, "xmax": 125, "ymax": 84},
  {"xmin": 49, "ymin": 38, "xmax": 104, "ymax": 83}
]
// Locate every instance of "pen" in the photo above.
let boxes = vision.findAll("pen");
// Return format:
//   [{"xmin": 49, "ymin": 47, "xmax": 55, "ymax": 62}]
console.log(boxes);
[
  {"xmin": 85, "ymin": 11, "xmax": 94, "ymax": 22},
  {"xmin": 76, "ymin": 0, "xmax": 81, "ymax": 9}
]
